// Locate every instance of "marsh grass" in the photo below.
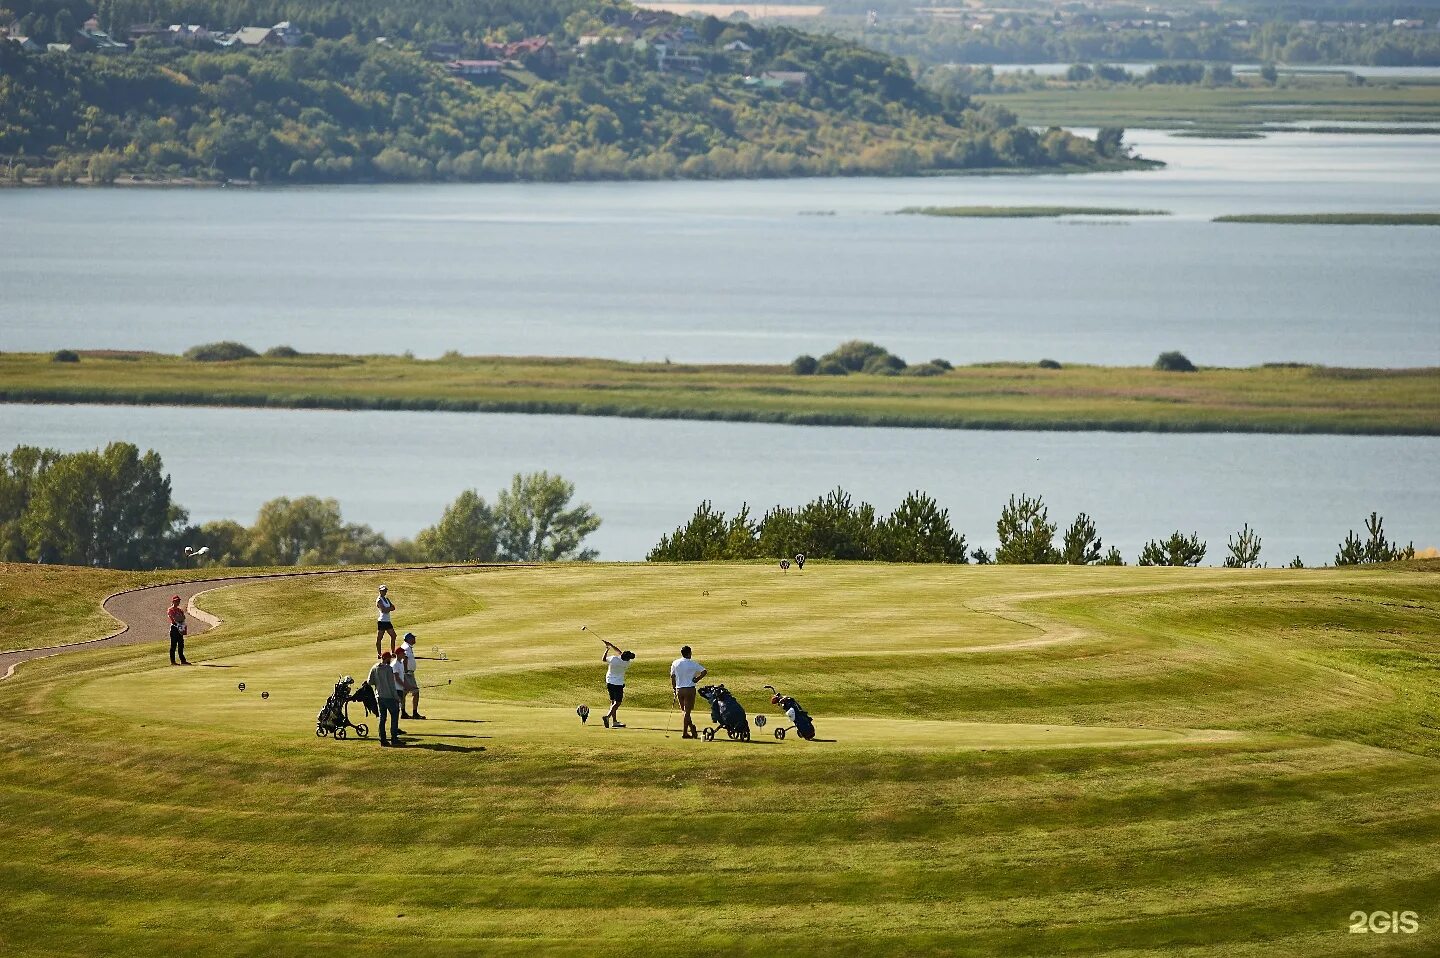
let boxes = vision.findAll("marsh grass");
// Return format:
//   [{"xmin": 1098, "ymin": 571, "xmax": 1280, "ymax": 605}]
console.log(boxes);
[{"xmin": 1, "ymin": 351, "xmax": 1435, "ymax": 435}]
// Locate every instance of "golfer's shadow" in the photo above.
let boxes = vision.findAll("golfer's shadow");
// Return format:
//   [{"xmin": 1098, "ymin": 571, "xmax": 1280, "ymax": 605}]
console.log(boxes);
[
  {"xmin": 413, "ymin": 732, "xmax": 490, "ymax": 740},
  {"xmin": 442, "ymin": 718, "xmax": 490, "ymax": 724},
  {"xmin": 198, "ymin": 663, "xmax": 234, "ymax": 668},
  {"xmin": 404, "ymin": 742, "xmax": 487, "ymax": 754}
]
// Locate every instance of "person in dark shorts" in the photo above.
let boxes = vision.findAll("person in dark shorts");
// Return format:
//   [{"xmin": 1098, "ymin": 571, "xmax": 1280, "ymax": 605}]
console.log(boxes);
[
  {"xmin": 375, "ymin": 584, "xmax": 397, "ymax": 656},
  {"xmin": 600, "ymin": 640, "xmax": 635, "ymax": 729},
  {"xmin": 167, "ymin": 595, "xmax": 190, "ymax": 665}
]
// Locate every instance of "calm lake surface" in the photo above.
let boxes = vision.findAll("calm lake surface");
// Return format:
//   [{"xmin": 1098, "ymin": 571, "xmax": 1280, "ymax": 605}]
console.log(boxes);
[
  {"xmin": 3, "ymin": 403, "xmax": 1434, "ymax": 563},
  {"xmin": 2, "ymin": 132, "xmax": 1438, "ymax": 367}
]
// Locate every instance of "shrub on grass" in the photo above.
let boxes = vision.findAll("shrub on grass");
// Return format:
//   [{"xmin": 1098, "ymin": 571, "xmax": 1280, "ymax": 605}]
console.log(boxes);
[
  {"xmin": 903, "ymin": 362, "xmax": 948, "ymax": 377},
  {"xmin": 929, "ymin": 358, "xmax": 953, "ymax": 370},
  {"xmin": 816, "ymin": 358, "xmax": 849, "ymax": 376},
  {"xmin": 185, "ymin": 341, "xmax": 258, "ymax": 362},
  {"xmin": 1138, "ymin": 531, "xmax": 1206, "ymax": 566},
  {"xmin": 264, "ymin": 345, "xmax": 302, "ymax": 359},
  {"xmin": 1038, "ymin": 358, "xmax": 1062, "ymax": 369},
  {"xmin": 862, "ymin": 354, "xmax": 905, "ymax": 375},
  {"xmin": 50, "ymin": 349, "xmax": 80, "ymax": 363},
  {"xmin": 821, "ymin": 340, "xmax": 906, "ymax": 373},
  {"xmin": 1154, "ymin": 351, "xmax": 1197, "ymax": 372},
  {"xmin": 791, "ymin": 354, "xmax": 819, "ymax": 375}
]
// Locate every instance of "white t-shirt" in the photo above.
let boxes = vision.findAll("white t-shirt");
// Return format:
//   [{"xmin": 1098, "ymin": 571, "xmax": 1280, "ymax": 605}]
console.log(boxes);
[
  {"xmin": 670, "ymin": 657, "xmax": 704, "ymax": 689},
  {"xmin": 399, "ymin": 644, "xmax": 416, "ymax": 673},
  {"xmin": 605, "ymin": 655, "xmax": 631, "ymax": 686},
  {"xmin": 376, "ymin": 594, "xmax": 394, "ymax": 623},
  {"xmin": 391, "ymin": 657, "xmax": 407, "ymax": 688}
]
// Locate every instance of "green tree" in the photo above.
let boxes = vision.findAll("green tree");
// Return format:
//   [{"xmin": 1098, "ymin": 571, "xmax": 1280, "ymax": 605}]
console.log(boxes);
[
  {"xmin": 22, "ymin": 443, "xmax": 188, "ymax": 568},
  {"xmin": 1059, "ymin": 512, "xmax": 1103, "ymax": 564},
  {"xmin": 193, "ymin": 519, "xmax": 250, "ymax": 566},
  {"xmin": 1154, "ymin": 351, "xmax": 1197, "ymax": 372},
  {"xmin": 1138, "ymin": 531, "xmax": 1206, "ymax": 567},
  {"xmin": 0, "ymin": 445, "xmax": 61, "ymax": 561},
  {"xmin": 648, "ymin": 501, "xmax": 760, "ymax": 561},
  {"xmin": 415, "ymin": 489, "xmax": 497, "ymax": 561},
  {"xmin": 1223, "ymin": 523, "xmax": 1262, "ymax": 568},
  {"xmin": 996, "ymin": 493, "xmax": 1058, "ymax": 564},
  {"xmin": 245, "ymin": 496, "xmax": 347, "ymax": 565},
  {"xmin": 795, "ymin": 487, "xmax": 878, "ymax": 560},
  {"xmin": 1335, "ymin": 512, "xmax": 1413, "ymax": 565},
  {"xmin": 874, "ymin": 491, "xmax": 967, "ymax": 563},
  {"xmin": 493, "ymin": 471, "xmax": 601, "ymax": 561}
]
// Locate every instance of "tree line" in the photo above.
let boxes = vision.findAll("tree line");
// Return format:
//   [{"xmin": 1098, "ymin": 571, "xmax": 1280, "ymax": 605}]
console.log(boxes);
[
  {"xmin": 0, "ymin": 8, "xmax": 1126, "ymax": 185},
  {"xmin": 1, "ymin": 443, "xmax": 600, "ymax": 568},
  {"xmin": 647, "ymin": 488, "xmax": 1416, "ymax": 568}
]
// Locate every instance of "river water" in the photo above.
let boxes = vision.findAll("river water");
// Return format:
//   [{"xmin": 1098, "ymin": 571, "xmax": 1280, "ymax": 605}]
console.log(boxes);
[
  {"xmin": 1, "ymin": 135, "xmax": 1435, "ymax": 562},
  {"xmin": 1, "ymin": 403, "xmax": 1433, "ymax": 563},
  {"xmin": 2, "ymin": 132, "xmax": 1438, "ymax": 367}
]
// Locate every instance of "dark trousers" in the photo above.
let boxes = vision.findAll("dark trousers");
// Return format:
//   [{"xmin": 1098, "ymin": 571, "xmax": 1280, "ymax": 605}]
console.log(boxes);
[
  {"xmin": 169, "ymin": 625, "xmax": 187, "ymax": 664},
  {"xmin": 378, "ymin": 698, "xmax": 400, "ymax": 741}
]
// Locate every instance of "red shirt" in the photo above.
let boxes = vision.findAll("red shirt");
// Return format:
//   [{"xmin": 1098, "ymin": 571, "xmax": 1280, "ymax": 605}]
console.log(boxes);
[{"xmin": 168, "ymin": 605, "xmax": 185, "ymax": 625}]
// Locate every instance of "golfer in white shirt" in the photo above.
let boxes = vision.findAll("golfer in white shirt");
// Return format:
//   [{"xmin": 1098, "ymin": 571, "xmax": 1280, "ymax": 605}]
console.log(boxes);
[
  {"xmin": 670, "ymin": 645, "xmax": 708, "ymax": 739},
  {"xmin": 600, "ymin": 640, "xmax": 635, "ymax": 729}
]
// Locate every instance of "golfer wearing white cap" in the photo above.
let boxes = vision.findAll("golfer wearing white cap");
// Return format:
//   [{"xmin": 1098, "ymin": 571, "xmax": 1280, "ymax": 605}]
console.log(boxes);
[{"xmin": 376, "ymin": 585, "xmax": 397, "ymax": 657}]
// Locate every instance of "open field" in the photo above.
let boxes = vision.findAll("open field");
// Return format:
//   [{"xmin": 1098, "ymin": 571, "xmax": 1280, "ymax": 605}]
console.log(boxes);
[
  {"xmin": 898, "ymin": 205, "xmax": 1169, "ymax": 217},
  {"xmin": 1, "ymin": 560, "xmax": 1438, "ymax": 955},
  {"xmin": 981, "ymin": 77, "xmax": 1440, "ymax": 130},
  {"xmin": 1215, "ymin": 213, "xmax": 1440, "ymax": 226},
  {"xmin": 2, "ymin": 351, "xmax": 1438, "ymax": 436}
]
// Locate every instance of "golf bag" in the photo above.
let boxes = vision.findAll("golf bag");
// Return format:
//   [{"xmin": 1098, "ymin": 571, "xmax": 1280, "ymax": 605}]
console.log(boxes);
[
  {"xmin": 765, "ymin": 684, "xmax": 816, "ymax": 740},
  {"xmin": 315, "ymin": 675, "xmax": 372, "ymax": 740},
  {"xmin": 697, "ymin": 684, "xmax": 751, "ymax": 742}
]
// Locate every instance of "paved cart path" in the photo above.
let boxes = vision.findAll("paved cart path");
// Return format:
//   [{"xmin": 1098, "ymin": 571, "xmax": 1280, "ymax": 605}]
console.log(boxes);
[{"xmin": 0, "ymin": 565, "xmax": 488, "ymax": 681}]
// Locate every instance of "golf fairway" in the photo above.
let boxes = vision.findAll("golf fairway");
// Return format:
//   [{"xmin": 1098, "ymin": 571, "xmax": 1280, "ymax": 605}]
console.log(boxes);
[{"xmin": 2, "ymin": 561, "xmax": 1437, "ymax": 955}]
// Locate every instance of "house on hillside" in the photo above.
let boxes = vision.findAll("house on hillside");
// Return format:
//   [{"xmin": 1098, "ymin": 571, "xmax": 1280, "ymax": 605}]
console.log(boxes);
[
  {"xmin": 5, "ymin": 34, "xmax": 42, "ymax": 51},
  {"xmin": 723, "ymin": 39, "xmax": 753, "ymax": 52},
  {"xmin": 47, "ymin": 42, "xmax": 72, "ymax": 52},
  {"xmin": 761, "ymin": 70, "xmax": 808, "ymax": 88},
  {"xmin": 492, "ymin": 35, "xmax": 554, "ymax": 67},
  {"xmin": 71, "ymin": 28, "xmax": 129, "ymax": 52},
  {"xmin": 168, "ymin": 24, "xmax": 213, "ymax": 45},
  {"xmin": 231, "ymin": 26, "xmax": 283, "ymax": 48},
  {"xmin": 271, "ymin": 21, "xmax": 305, "ymax": 47},
  {"xmin": 446, "ymin": 59, "xmax": 502, "ymax": 77}
]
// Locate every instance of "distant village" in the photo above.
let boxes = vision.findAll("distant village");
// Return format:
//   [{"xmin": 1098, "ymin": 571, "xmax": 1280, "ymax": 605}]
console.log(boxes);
[{"xmin": 1, "ymin": 12, "xmax": 810, "ymax": 90}]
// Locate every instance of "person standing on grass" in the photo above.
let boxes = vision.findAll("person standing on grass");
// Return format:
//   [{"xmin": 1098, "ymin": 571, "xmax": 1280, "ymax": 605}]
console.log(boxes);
[
  {"xmin": 670, "ymin": 645, "xmax": 707, "ymax": 740},
  {"xmin": 401, "ymin": 632, "xmax": 425, "ymax": 720},
  {"xmin": 390, "ymin": 649, "xmax": 411, "ymax": 736},
  {"xmin": 167, "ymin": 595, "xmax": 190, "ymax": 666},
  {"xmin": 375, "ymin": 585, "xmax": 397, "ymax": 657},
  {"xmin": 369, "ymin": 650, "xmax": 402, "ymax": 747},
  {"xmin": 600, "ymin": 640, "xmax": 635, "ymax": 729}
]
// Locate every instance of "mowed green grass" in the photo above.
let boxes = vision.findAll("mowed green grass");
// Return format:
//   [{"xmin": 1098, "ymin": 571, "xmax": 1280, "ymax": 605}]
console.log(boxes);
[
  {"xmin": 2, "ymin": 561, "xmax": 1439, "ymax": 956},
  {"xmin": 2, "ymin": 351, "xmax": 1439, "ymax": 435}
]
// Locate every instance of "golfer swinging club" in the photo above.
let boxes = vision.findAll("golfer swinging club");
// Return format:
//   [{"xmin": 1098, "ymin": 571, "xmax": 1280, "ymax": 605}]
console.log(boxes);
[
  {"xmin": 375, "ymin": 584, "xmax": 397, "ymax": 657},
  {"xmin": 670, "ymin": 645, "xmax": 707, "ymax": 740},
  {"xmin": 600, "ymin": 639, "xmax": 635, "ymax": 729}
]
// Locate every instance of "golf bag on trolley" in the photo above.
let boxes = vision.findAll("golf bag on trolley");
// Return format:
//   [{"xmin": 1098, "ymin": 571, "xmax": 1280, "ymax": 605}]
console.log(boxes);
[
  {"xmin": 764, "ymin": 684, "xmax": 816, "ymax": 740},
  {"xmin": 315, "ymin": 675, "xmax": 374, "ymax": 740},
  {"xmin": 697, "ymin": 684, "xmax": 751, "ymax": 742}
]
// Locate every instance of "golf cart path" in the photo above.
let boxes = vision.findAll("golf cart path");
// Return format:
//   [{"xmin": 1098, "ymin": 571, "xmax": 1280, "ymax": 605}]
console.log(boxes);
[{"xmin": 0, "ymin": 564, "xmax": 496, "ymax": 681}]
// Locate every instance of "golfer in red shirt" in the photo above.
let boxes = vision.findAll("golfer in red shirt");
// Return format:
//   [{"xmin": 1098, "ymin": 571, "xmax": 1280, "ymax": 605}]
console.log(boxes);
[{"xmin": 167, "ymin": 595, "xmax": 190, "ymax": 665}]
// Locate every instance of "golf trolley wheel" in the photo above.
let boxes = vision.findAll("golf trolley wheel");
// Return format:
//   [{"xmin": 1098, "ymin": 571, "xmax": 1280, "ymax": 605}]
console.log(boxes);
[
  {"xmin": 316, "ymin": 725, "xmax": 327, "ymax": 738},
  {"xmin": 775, "ymin": 727, "xmax": 787, "ymax": 740},
  {"xmin": 740, "ymin": 728, "xmax": 750, "ymax": 742},
  {"xmin": 726, "ymin": 728, "xmax": 737, "ymax": 740},
  {"xmin": 334, "ymin": 726, "xmax": 347, "ymax": 740},
  {"xmin": 702, "ymin": 728, "xmax": 716, "ymax": 742},
  {"xmin": 356, "ymin": 724, "xmax": 369, "ymax": 739}
]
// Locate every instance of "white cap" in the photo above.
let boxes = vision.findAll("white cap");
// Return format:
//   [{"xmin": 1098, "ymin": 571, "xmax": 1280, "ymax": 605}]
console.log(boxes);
[{"xmin": 378, "ymin": 584, "xmax": 387, "ymax": 592}]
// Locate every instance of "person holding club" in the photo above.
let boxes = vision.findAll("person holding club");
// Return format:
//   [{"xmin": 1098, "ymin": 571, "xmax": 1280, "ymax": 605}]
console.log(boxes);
[
  {"xmin": 599, "ymin": 639, "xmax": 635, "ymax": 729},
  {"xmin": 375, "ymin": 584, "xmax": 397, "ymax": 657},
  {"xmin": 670, "ymin": 645, "xmax": 707, "ymax": 740},
  {"xmin": 166, "ymin": 595, "xmax": 190, "ymax": 666}
]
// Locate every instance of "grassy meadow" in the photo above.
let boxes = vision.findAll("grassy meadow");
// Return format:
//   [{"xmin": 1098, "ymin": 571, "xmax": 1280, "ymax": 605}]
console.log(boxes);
[
  {"xmin": 2, "ymin": 560, "xmax": 1438, "ymax": 955},
  {"xmin": 1215, "ymin": 213, "xmax": 1440, "ymax": 226},
  {"xmin": 981, "ymin": 75, "xmax": 1440, "ymax": 130},
  {"xmin": 2, "ymin": 351, "xmax": 1438, "ymax": 435}
]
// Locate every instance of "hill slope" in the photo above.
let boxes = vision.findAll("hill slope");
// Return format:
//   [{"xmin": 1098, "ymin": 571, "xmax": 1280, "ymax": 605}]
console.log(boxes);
[{"xmin": 0, "ymin": 1, "xmax": 1141, "ymax": 183}]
